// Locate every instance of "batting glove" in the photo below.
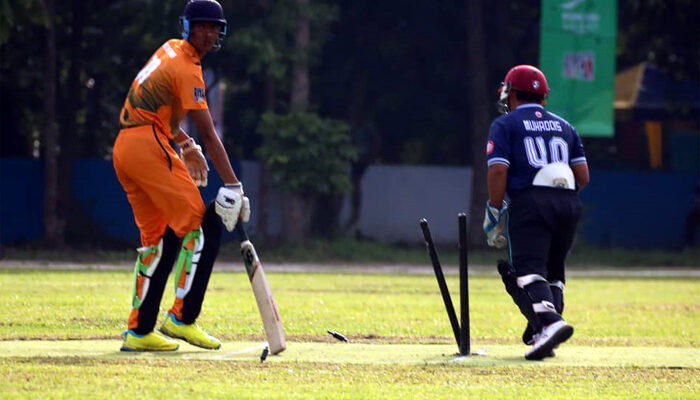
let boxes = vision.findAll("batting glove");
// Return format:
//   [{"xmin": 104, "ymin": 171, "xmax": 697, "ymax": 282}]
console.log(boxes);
[
  {"xmin": 215, "ymin": 183, "xmax": 250, "ymax": 232},
  {"xmin": 483, "ymin": 200, "xmax": 508, "ymax": 249},
  {"xmin": 180, "ymin": 138, "xmax": 209, "ymax": 187}
]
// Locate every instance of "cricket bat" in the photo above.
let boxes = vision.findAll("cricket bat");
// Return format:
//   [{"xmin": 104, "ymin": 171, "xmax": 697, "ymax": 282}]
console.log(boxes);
[{"xmin": 236, "ymin": 221, "xmax": 286, "ymax": 354}]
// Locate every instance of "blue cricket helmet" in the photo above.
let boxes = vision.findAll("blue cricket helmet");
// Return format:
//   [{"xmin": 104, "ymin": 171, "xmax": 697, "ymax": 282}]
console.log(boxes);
[{"xmin": 179, "ymin": 0, "xmax": 227, "ymax": 51}]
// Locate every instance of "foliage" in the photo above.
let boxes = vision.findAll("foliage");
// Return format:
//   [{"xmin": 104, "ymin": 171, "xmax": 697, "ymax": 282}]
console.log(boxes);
[
  {"xmin": 0, "ymin": 1, "xmax": 45, "ymax": 45},
  {"xmin": 0, "ymin": 0, "xmax": 184, "ymax": 157},
  {"xmin": 223, "ymin": 0, "xmax": 340, "ymax": 162},
  {"xmin": 0, "ymin": 1, "xmax": 47, "ymax": 156},
  {"xmin": 1, "ymin": 0, "xmax": 698, "ymax": 247},
  {"xmin": 255, "ymin": 111, "xmax": 357, "ymax": 195},
  {"xmin": 1, "ymin": 0, "xmax": 696, "ymax": 160},
  {"xmin": 618, "ymin": 0, "xmax": 699, "ymax": 82},
  {"xmin": 228, "ymin": 0, "xmax": 337, "ymax": 80}
]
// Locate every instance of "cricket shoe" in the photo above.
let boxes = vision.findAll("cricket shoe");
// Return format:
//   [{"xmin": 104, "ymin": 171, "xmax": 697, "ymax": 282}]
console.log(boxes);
[
  {"xmin": 160, "ymin": 313, "xmax": 221, "ymax": 350},
  {"xmin": 522, "ymin": 323, "xmax": 536, "ymax": 345},
  {"xmin": 525, "ymin": 320, "xmax": 573, "ymax": 361},
  {"xmin": 529, "ymin": 333, "xmax": 556, "ymax": 358},
  {"xmin": 120, "ymin": 330, "xmax": 179, "ymax": 352}
]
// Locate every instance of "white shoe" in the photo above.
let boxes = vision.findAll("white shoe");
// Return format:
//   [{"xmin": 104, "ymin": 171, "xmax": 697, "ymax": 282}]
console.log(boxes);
[
  {"xmin": 530, "ymin": 333, "xmax": 556, "ymax": 358},
  {"xmin": 525, "ymin": 320, "xmax": 573, "ymax": 361}
]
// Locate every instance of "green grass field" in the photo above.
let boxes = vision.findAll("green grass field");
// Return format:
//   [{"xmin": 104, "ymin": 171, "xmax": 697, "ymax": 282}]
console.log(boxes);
[{"xmin": 0, "ymin": 265, "xmax": 698, "ymax": 399}]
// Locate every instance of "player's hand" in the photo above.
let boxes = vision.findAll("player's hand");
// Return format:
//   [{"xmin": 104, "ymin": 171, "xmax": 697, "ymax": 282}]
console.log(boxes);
[
  {"xmin": 483, "ymin": 200, "xmax": 508, "ymax": 249},
  {"xmin": 215, "ymin": 183, "xmax": 250, "ymax": 232},
  {"xmin": 180, "ymin": 138, "xmax": 209, "ymax": 187},
  {"xmin": 228, "ymin": 183, "xmax": 251, "ymax": 223}
]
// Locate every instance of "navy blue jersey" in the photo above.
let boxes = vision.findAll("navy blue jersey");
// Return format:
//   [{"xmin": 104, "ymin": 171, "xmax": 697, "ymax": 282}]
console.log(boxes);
[{"xmin": 486, "ymin": 104, "xmax": 586, "ymax": 197}]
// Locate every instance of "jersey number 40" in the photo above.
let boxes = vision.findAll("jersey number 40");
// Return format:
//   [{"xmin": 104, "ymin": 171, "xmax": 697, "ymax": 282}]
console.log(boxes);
[{"xmin": 524, "ymin": 136, "xmax": 569, "ymax": 168}]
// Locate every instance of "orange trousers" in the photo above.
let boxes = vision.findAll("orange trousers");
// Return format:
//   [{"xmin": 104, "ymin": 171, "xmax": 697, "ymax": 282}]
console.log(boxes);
[{"xmin": 113, "ymin": 125, "xmax": 205, "ymax": 246}]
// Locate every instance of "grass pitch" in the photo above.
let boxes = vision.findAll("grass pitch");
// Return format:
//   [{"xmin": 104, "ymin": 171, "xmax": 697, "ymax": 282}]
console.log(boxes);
[{"xmin": 0, "ymin": 265, "xmax": 698, "ymax": 399}]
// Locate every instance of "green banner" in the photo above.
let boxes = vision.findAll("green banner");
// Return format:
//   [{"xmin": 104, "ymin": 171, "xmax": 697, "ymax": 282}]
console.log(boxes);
[{"xmin": 540, "ymin": 0, "xmax": 617, "ymax": 137}]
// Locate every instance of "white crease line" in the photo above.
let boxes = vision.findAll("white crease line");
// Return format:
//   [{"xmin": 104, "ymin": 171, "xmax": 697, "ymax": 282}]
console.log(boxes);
[
  {"xmin": 180, "ymin": 343, "xmax": 268, "ymax": 360},
  {"xmin": 449, "ymin": 349, "xmax": 488, "ymax": 362},
  {"xmin": 209, "ymin": 342, "xmax": 269, "ymax": 360}
]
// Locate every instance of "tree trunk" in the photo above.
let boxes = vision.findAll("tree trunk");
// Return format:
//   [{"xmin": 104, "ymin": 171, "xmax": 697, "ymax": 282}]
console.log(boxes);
[
  {"xmin": 283, "ymin": 192, "xmax": 314, "ymax": 244},
  {"xmin": 263, "ymin": 74, "xmax": 277, "ymax": 112},
  {"xmin": 289, "ymin": 0, "xmax": 310, "ymax": 114},
  {"xmin": 42, "ymin": 0, "xmax": 63, "ymax": 248},
  {"xmin": 344, "ymin": 67, "xmax": 370, "ymax": 232},
  {"xmin": 57, "ymin": 0, "xmax": 86, "ymax": 243},
  {"xmin": 465, "ymin": 0, "xmax": 491, "ymax": 248},
  {"xmin": 284, "ymin": 0, "xmax": 311, "ymax": 243},
  {"xmin": 257, "ymin": 74, "xmax": 277, "ymax": 241}
]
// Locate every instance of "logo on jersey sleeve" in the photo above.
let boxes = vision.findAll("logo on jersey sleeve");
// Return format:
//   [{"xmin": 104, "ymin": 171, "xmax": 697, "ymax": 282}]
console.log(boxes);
[
  {"xmin": 535, "ymin": 111, "xmax": 542, "ymax": 118},
  {"xmin": 486, "ymin": 140, "xmax": 494, "ymax": 155},
  {"xmin": 194, "ymin": 87, "xmax": 206, "ymax": 103}
]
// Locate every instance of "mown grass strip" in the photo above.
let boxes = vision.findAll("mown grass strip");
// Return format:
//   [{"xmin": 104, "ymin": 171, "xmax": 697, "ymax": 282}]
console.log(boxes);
[
  {"xmin": 1, "ymin": 356, "xmax": 697, "ymax": 400},
  {"xmin": 1, "ymin": 269, "xmax": 697, "ymax": 347}
]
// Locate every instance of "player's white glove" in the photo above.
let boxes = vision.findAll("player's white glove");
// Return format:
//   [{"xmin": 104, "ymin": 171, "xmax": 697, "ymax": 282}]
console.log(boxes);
[
  {"xmin": 215, "ymin": 183, "xmax": 250, "ymax": 232},
  {"xmin": 483, "ymin": 200, "xmax": 508, "ymax": 249},
  {"xmin": 180, "ymin": 138, "xmax": 209, "ymax": 187}
]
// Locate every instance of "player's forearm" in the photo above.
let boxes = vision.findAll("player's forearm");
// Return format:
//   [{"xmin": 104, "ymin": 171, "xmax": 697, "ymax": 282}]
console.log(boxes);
[
  {"xmin": 201, "ymin": 133, "xmax": 238, "ymax": 184},
  {"xmin": 487, "ymin": 164, "xmax": 508, "ymax": 208},
  {"xmin": 188, "ymin": 108, "xmax": 239, "ymax": 185},
  {"xmin": 572, "ymin": 163, "xmax": 589, "ymax": 191}
]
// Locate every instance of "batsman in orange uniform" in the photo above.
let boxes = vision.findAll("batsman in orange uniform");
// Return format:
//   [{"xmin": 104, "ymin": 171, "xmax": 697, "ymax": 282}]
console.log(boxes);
[{"xmin": 114, "ymin": 0, "xmax": 247, "ymax": 352}]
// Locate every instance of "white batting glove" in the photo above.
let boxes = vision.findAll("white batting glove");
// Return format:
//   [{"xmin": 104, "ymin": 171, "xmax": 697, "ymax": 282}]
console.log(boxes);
[
  {"xmin": 180, "ymin": 138, "xmax": 209, "ymax": 187},
  {"xmin": 215, "ymin": 183, "xmax": 250, "ymax": 232},
  {"xmin": 230, "ymin": 183, "xmax": 251, "ymax": 223},
  {"xmin": 483, "ymin": 200, "xmax": 508, "ymax": 249}
]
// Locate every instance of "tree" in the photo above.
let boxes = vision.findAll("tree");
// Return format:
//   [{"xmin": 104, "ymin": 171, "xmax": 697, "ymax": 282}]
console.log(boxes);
[
  {"xmin": 618, "ymin": 0, "xmax": 699, "ymax": 82},
  {"xmin": 0, "ymin": 1, "xmax": 47, "ymax": 157},
  {"xmin": 290, "ymin": 0, "xmax": 310, "ymax": 114},
  {"xmin": 41, "ymin": 0, "xmax": 62, "ymax": 248},
  {"xmin": 255, "ymin": 112, "xmax": 356, "ymax": 242},
  {"xmin": 229, "ymin": 0, "xmax": 348, "ymax": 241},
  {"xmin": 464, "ymin": 0, "xmax": 492, "ymax": 247},
  {"xmin": 2, "ymin": 0, "xmax": 696, "ymax": 248},
  {"xmin": 1, "ymin": 0, "xmax": 186, "ymax": 247},
  {"xmin": 284, "ymin": 0, "xmax": 312, "ymax": 242}
]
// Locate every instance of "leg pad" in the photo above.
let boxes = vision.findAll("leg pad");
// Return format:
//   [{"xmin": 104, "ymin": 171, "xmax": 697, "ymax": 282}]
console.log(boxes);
[
  {"xmin": 497, "ymin": 260, "xmax": 543, "ymax": 343},
  {"xmin": 129, "ymin": 228, "xmax": 180, "ymax": 334},
  {"xmin": 169, "ymin": 202, "xmax": 222, "ymax": 324}
]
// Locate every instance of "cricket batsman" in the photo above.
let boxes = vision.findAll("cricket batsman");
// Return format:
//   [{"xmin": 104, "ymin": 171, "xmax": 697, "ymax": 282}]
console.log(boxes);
[
  {"xmin": 483, "ymin": 65, "xmax": 590, "ymax": 360},
  {"xmin": 113, "ymin": 0, "xmax": 248, "ymax": 351}
]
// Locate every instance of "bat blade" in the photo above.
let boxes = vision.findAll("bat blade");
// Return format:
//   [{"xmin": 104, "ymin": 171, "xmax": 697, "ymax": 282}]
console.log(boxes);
[{"xmin": 238, "ymin": 223, "xmax": 286, "ymax": 355}]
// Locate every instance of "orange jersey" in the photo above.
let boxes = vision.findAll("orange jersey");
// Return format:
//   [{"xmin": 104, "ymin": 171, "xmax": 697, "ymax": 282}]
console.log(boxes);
[{"xmin": 119, "ymin": 39, "xmax": 208, "ymax": 139}]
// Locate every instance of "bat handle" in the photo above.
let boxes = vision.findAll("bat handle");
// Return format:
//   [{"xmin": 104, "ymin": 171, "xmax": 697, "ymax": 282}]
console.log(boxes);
[{"xmin": 236, "ymin": 220, "xmax": 249, "ymax": 241}]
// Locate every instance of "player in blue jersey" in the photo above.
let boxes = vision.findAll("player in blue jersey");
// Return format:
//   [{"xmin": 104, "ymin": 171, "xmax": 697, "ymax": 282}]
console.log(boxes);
[{"xmin": 483, "ymin": 65, "xmax": 590, "ymax": 360}]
